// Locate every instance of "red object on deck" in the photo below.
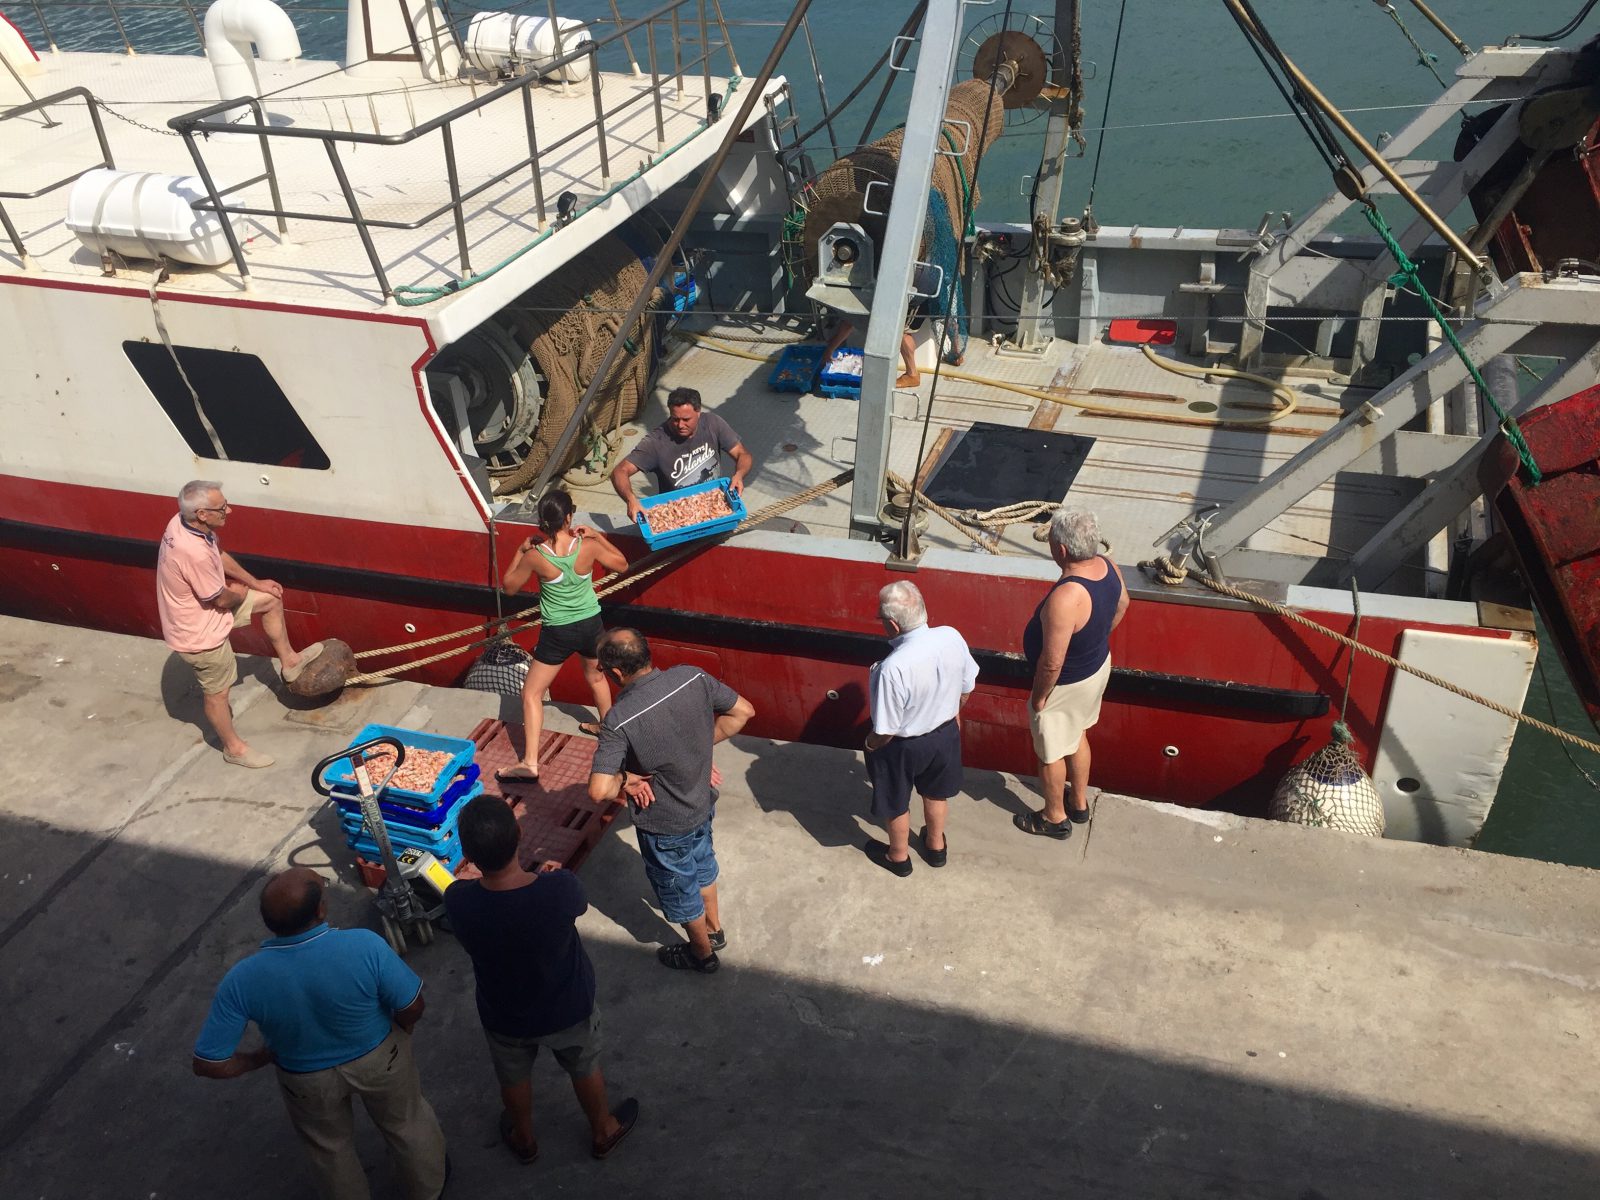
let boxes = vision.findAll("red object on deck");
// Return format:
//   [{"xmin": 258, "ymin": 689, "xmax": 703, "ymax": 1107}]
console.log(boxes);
[
  {"xmin": 1480, "ymin": 383, "xmax": 1600, "ymax": 732},
  {"xmin": 1107, "ymin": 319, "xmax": 1176, "ymax": 346}
]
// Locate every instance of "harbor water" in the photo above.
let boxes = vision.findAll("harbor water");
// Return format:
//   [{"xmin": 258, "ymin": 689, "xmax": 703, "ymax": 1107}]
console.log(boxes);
[{"xmin": 18, "ymin": 0, "xmax": 1599, "ymax": 866}]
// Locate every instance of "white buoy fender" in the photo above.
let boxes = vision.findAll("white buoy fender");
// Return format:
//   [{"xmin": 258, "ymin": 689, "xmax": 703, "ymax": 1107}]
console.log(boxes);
[
  {"xmin": 464, "ymin": 12, "xmax": 592, "ymax": 81},
  {"xmin": 204, "ymin": 0, "xmax": 301, "ymax": 121},
  {"xmin": 66, "ymin": 169, "xmax": 239, "ymax": 267}
]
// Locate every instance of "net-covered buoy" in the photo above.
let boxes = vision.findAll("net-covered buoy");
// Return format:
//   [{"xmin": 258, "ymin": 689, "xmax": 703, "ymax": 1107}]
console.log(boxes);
[
  {"xmin": 463, "ymin": 638, "xmax": 531, "ymax": 697},
  {"xmin": 1269, "ymin": 724, "xmax": 1385, "ymax": 837}
]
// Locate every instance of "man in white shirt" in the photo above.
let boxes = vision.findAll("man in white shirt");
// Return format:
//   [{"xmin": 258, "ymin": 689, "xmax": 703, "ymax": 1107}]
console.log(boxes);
[{"xmin": 863, "ymin": 581, "xmax": 980, "ymax": 876}]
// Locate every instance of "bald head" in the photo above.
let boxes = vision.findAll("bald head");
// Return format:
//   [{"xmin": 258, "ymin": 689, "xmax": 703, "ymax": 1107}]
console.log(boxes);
[
  {"xmin": 260, "ymin": 867, "xmax": 325, "ymax": 936},
  {"xmin": 597, "ymin": 627, "xmax": 651, "ymax": 679}
]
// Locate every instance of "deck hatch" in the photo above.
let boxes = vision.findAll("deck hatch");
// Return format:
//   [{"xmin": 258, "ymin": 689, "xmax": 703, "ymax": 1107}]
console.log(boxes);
[{"xmin": 921, "ymin": 422, "xmax": 1096, "ymax": 512}]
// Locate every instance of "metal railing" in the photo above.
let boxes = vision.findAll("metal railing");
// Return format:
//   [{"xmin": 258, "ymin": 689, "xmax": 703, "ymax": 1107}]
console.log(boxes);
[
  {"xmin": 164, "ymin": 0, "xmax": 743, "ymax": 300},
  {"xmin": 0, "ymin": 87, "xmax": 114, "ymax": 262}
]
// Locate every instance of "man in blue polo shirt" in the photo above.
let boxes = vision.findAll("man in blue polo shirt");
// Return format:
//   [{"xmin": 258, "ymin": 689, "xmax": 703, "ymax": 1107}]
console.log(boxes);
[{"xmin": 192, "ymin": 867, "xmax": 448, "ymax": 1200}]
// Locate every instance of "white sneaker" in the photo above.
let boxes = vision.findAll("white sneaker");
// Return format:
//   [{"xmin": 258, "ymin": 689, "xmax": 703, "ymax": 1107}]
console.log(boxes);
[{"xmin": 224, "ymin": 748, "xmax": 275, "ymax": 769}]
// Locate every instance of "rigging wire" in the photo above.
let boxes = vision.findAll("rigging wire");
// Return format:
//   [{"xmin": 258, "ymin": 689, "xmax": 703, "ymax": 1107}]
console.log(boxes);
[
  {"xmin": 1373, "ymin": 2, "xmax": 1450, "ymax": 90},
  {"xmin": 1082, "ymin": 0, "xmax": 1128, "ymax": 224},
  {"xmin": 791, "ymin": 0, "xmax": 928, "ymax": 150}
]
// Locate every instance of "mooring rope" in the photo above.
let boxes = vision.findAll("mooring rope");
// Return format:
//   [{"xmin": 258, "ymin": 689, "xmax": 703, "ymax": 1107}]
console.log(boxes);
[{"xmin": 345, "ymin": 470, "xmax": 854, "ymax": 685}]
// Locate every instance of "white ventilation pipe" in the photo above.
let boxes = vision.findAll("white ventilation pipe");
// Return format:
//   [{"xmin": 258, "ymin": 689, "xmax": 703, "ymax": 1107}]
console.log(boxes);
[{"xmin": 204, "ymin": 0, "xmax": 301, "ymax": 123}]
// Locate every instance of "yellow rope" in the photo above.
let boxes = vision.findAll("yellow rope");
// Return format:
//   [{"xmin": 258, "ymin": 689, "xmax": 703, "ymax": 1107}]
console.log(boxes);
[
  {"xmin": 1151, "ymin": 565, "xmax": 1600, "ymax": 756},
  {"xmin": 345, "ymin": 470, "xmax": 854, "ymax": 685},
  {"xmin": 677, "ymin": 333, "xmax": 1300, "ymax": 428}
]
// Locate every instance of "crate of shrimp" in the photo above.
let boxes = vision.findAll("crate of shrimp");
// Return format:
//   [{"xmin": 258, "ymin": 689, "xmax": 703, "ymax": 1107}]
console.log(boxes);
[
  {"xmin": 636, "ymin": 477, "xmax": 748, "ymax": 550},
  {"xmin": 317, "ymin": 723, "xmax": 478, "ymax": 811},
  {"xmin": 816, "ymin": 346, "xmax": 864, "ymax": 399},
  {"xmin": 767, "ymin": 343, "xmax": 824, "ymax": 393}
]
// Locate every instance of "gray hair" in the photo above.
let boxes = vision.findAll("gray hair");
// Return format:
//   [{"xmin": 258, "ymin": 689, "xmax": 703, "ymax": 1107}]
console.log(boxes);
[
  {"xmin": 1049, "ymin": 508, "xmax": 1102, "ymax": 560},
  {"xmin": 878, "ymin": 580, "xmax": 927, "ymax": 631},
  {"xmin": 179, "ymin": 480, "xmax": 222, "ymax": 520}
]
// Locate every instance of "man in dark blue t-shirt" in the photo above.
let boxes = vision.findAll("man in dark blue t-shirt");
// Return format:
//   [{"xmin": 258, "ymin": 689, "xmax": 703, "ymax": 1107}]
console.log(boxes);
[{"xmin": 444, "ymin": 796, "xmax": 639, "ymax": 1164}]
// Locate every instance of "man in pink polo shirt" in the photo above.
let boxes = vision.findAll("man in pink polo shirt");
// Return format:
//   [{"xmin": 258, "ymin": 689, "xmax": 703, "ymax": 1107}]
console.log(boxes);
[{"xmin": 157, "ymin": 480, "xmax": 323, "ymax": 769}]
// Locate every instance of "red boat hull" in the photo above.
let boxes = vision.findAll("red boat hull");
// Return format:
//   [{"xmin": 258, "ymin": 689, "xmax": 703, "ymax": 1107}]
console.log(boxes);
[{"xmin": 0, "ymin": 474, "xmax": 1521, "ymax": 819}]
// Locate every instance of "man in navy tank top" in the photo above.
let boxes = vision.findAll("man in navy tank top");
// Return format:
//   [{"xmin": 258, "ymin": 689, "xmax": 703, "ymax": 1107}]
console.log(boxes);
[{"xmin": 1017, "ymin": 509, "xmax": 1130, "ymax": 840}]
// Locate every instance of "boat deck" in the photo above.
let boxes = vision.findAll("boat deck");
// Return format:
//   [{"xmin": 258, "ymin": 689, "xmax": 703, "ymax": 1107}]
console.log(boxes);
[
  {"xmin": 2, "ymin": 614, "xmax": 1596, "ymax": 1196},
  {"xmin": 572, "ymin": 319, "xmax": 1419, "ymax": 588},
  {"xmin": 2, "ymin": 50, "xmax": 758, "ymax": 318}
]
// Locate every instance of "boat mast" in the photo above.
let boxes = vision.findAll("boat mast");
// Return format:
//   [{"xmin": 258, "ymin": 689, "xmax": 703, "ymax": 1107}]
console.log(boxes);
[
  {"xmin": 847, "ymin": 0, "xmax": 965, "ymax": 544},
  {"xmin": 1014, "ymin": 0, "xmax": 1079, "ymax": 352}
]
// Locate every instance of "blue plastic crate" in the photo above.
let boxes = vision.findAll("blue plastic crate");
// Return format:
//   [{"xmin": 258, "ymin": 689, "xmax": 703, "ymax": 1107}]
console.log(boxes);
[
  {"xmin": 333, "ymin": 769, "xmax": 481, "ymax": 829},
  {"xmin": 318, "ymin": 723, "xmax": 477, "ymax": 809},
  {"xmin": 816, "ymin": 347, "xmax": 863, "ymax": 399},
  {"xmin": 636, "ymin": 477, "xmax": 747, "ymax": 550},
  {"xmin": 345, "ymin": 827, "xmax": 465, "ymax": 873},
  {"xmin": 768, "ymin": 343, "xmax": 823, "ymax": 393},
  {"xmin": 340, "ymin": 788, "xmax": 467, "ymax": 854}
]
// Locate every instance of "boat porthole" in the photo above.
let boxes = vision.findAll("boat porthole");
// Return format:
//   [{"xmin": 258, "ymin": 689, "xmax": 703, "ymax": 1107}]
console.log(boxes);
[
  {"xmin": 259, "ymin": 474, "xmax": 270, "ymax": 485},
  {"xmin": 1162, "ymin": 745, "xmax": 1180, "ymax": 758},
  {"xmin": 1187, "ymin": 401, "xmax": 1218, "ymax": 414},
  {"xmin": 405, "ymin": 623, "xmax": 417, "ymax": 633},
  {"xmin": 51, "ymin": 563, "xmax": 60, "ymax": 571},
  {"xmin": 1396, "ymin": 777, "xmax": 1421, "ymax": 793},
  {"xmin": 826, "ymin": 689, "xmax": 840, "ymax": 700}
]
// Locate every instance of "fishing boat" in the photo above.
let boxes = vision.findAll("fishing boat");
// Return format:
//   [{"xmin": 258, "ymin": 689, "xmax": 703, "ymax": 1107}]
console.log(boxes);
[{"xmin": 4, "ymin": 0, "xmax": 1598, "ymax": 844}]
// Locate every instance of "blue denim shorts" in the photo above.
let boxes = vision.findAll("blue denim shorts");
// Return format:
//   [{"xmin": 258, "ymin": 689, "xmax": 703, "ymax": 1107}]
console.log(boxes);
[{"xmin": 636, "ymin": 814, "xmax": 719, "ymax": 924}]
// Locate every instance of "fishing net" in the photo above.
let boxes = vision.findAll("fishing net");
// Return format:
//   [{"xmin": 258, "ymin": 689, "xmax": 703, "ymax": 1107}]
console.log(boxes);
[
  {"xmin": 463, "ymin": 636, "xmax": 532, "ymax": 697},
  {"xmin": 493, "ymin": 232, "xmax": 658, "ymax": 495},
  {"xmin": 1269, "ymin": 727, "xmax": 1386, "ymax": 837},
  {"xmin": 797, "ymin": 78, "xmax": 1004, "ymax": 364}
]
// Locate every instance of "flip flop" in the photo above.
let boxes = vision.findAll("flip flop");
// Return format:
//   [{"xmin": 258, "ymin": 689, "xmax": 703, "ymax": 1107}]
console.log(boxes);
[
  {"xmin": 578, "ymin": 721, "xmax": 603, "ymax": 737},
  {"xmin": 495, "ymin": 765, "xmax": 540, "ymax": 786},
  {"xmin": 499, "ymin": 1110, "xmax": 538, "ymax": 1165}
]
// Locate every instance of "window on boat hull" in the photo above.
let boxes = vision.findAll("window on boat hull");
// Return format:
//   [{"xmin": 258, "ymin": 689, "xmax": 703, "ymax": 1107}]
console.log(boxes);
[{"xmin": 123, "ymin": 341, "xmax": 331, "ymax": 471}]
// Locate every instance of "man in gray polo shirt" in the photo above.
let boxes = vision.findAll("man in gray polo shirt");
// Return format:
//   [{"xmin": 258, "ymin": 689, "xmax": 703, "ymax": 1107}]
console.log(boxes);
[{"xmin": 588, "ymin": 629, "xmax": 754, "ymax": 974}]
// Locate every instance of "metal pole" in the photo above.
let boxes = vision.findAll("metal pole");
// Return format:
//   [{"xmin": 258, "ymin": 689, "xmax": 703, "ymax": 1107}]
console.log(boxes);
[
  {"xmin": 1015, "ymin": 0, "xmax": 1075, "ymax": 349},
  {"xmin": 28, "ymin": 1, "xmax": 57, "ymax": 52},
  {"xmin": 671, "ymin": 3, "xmax": 683, "ymax": 98},
  {"xmin": 178, "ymin": 0, "xmax": 204, "ymax": 49},
  {"xmin": 647, "ymin": 18, "xmax": 666, "ymax": 151},
  {"xmin": 1227, "ymin": 0, "xmax": 1484, "ymax": 270},
  {"xmin": 106, "ymin": 0, "xmax": 136, "ymax": 54},
  {"xmin": 608, "ymin": 0, "xmax": 641, "ymax": 75},
  {"xmin": 183, "ymin": 130, "xmax": 252, "ymax": 285},
  {"xmin": 440, "ymin": 122, "xmax": 473, "ymax": 276},
  {"xmin": 0, "ymin": 203, "xmax": 27, "ymax": 262},
  {"xmin": 1404, "ymin": 0, "xmax": 1471, "ymax": 57},
  {"xmin": 547, "ymin": 0, "xmax": 570, "ymax": 95},
  {"xmin": 849, "ymin": 0, "xmax": 965, "ymax": 542},
  {"xmin": 699, "ymin": 0, "xmax": 712, "ymax": 116},
  {"xmin": 710, "ymin": 0, "xmax": 739, "ymax": 75},
  {"xmin": 590, "ymin": 47, "xmax": 611, "ymax": 187},
  {"xmin": 248, "ymin": 98, "xmax": 288, "ymax": 235},
  {"xmin": 799, "ymin": 13, "xmax": 839, "ymax": 160},
  {"xmin": 528, "ymin": 0, "xmax": 814, "ymax": 499},
  {"xmin": 323, "ymin": 141, "xmax": 393, "ymax": 299},
  {"xmin": 521, "ymin": 83, "xmax": 548, "ymax": 228}
]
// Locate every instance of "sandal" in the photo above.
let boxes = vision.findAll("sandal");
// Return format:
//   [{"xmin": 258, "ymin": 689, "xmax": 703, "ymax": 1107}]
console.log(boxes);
[
  {"xmin": 495, "ymin": 765, "xmax": 539, "ymax": 786},
  {"xmin": 499, "ymin": 1110, "xmax": 538, "ymax": 1165},
  {"xmin": 1013, "ymin": 809, "xmax": 1072, "ymax": 840},
  {"xmin": 578, "ymin": 721, "xmax": 603, "ymax": 737}
]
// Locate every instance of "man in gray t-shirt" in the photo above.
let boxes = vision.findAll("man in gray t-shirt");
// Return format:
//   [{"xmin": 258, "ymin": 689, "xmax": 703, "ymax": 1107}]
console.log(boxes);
[
  {"xmin": 610, "ymin": 386, "xmax": 753, "ymax": 521},
  {"xmin": 588, "ymin": 629, "xmax": 754, "ymax": 974}
]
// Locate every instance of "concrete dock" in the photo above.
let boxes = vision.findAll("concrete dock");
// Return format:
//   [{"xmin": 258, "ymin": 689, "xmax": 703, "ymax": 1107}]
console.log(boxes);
[{"xmin": 1, "ymin": 614, "xmax": 1597, "ymax": 1199}]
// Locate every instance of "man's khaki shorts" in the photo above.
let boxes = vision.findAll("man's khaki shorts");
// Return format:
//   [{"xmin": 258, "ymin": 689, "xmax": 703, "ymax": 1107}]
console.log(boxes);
[
  {"xmin": 1030, "ymin": 655, "xmax": 1113, "ymax": 763},
  {"xmin": 179, "ymin": 641, "xmax": 238, "ymax": 695},
  {"xmin": 179, "ymin": 590, "xmax": 262, "ymax": 695}
]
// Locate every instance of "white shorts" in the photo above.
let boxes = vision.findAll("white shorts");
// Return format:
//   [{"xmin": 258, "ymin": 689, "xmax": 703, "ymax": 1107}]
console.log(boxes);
[{"xmin": 1030, "ymin": 655, "xmax": 1112, "ymax": 763}]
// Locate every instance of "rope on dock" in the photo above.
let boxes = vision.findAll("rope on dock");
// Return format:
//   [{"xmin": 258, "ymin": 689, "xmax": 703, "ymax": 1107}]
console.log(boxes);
[
  {"xmin": 1146, "ymin": 560, "xmax": 1600, "ymax": 757},
  {"xmin": 344, "ymin": 470, "xmax": 854, "ymax": 685}
]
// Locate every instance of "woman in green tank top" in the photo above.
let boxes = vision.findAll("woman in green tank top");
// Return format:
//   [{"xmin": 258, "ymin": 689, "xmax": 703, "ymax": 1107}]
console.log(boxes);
[{"xmin": 497, "ymin": 489, "xmax": 628, "ymax": 783}]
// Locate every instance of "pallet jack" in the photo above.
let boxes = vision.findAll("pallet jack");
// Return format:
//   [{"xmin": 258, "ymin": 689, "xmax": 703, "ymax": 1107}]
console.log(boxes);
[{"xmin": 310, "ymin": 736, "xmax": 456, "ymax": 955}]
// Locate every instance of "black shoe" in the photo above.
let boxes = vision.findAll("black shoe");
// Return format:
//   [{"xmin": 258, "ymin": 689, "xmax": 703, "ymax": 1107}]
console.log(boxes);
[
  {"xmin": 918, "ymin": 826, "xmax": 948, "ymax": 868},
  {"xmin": 658, "ymin": 942, "xmax": 720, "ymax": 973},
  {"xmin": 592, "ymin": 1097, "xmax": 640, "ymax": 1159},
  {"xmin": 865, "ymin": 840, "xmax": 913, "ymax": 877},
  {"xmin": 708, "ymin": 928, "xmax": 727, "ymax": 952},
  {"xmin": 1013, "ymin": 809, "xmax": 1072, "ymax": 840},
  {"xmin": 1068, "ymin": 804, "xmax": 1091, "ymax": 825}
]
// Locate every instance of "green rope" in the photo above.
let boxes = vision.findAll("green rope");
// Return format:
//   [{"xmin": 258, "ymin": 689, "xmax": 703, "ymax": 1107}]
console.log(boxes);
[
  {"xmin": 939, "ymin": 126, "xmax": 977, "ymax": 239},
  {"xmin": 1362, "ymin": 203, "xmax": 1542, "ymax": 483},
  {"xmin": 392, "ymin": 78, "xmax": 742, "ymax": 307},
  {"xmin": 1378, "ymin": 2, "xmax": 1449, "ymax": 90}
]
